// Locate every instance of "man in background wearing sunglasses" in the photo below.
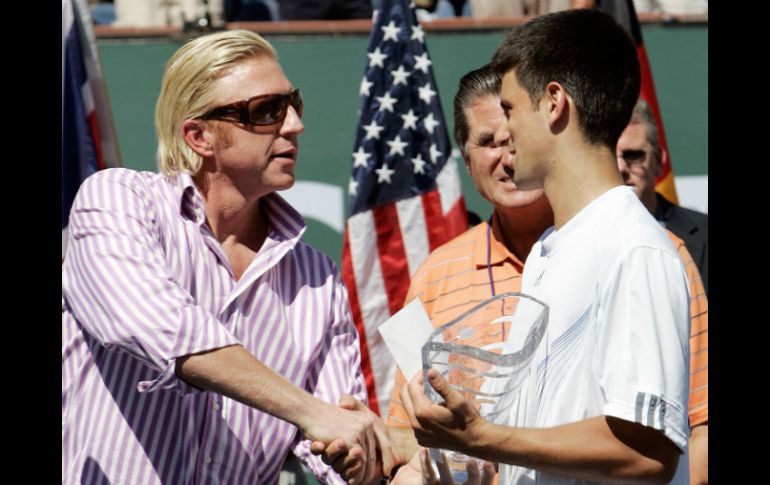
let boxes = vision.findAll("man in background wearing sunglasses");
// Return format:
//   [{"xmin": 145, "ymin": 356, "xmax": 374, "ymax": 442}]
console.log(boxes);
[
  {"xmin": 62, "ymin": 30, "xmax": 401, "ymax": 485},
  {"xmin": 617, "ymin": 98, "xmax": 709, "ymax": 297}
]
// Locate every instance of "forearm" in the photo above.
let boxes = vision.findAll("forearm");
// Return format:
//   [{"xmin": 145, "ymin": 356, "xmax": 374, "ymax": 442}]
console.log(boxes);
[
  {"xmin": 175, "ymin": 344, "xmax": 330, "ymax": 432},
  {"xmin": 464, "ymin": 416, "xmax": 680, "ymax": 484},
  {"xmin": 688, "ymin": 424, "xmax": 708, "ymax": 485}
]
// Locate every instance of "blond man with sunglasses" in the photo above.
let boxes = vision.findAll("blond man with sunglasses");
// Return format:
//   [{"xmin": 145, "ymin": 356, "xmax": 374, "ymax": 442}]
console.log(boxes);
[{"xmin": 62, "ymin": 30, "xmax": 398, "ymax": 485}]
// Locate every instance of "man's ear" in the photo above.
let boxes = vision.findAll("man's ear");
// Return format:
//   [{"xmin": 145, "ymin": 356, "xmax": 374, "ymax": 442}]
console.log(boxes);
[
  {"xmin": 461, "ymin": 149, "xmax": 471, "ymax": 175},
  {"xmin": 181, "ymin": 120, "xmax": 214, "ymax": 158},
  {"xmin": 543, "ymin": 81, "xmax": 569, "ymax": 129}
]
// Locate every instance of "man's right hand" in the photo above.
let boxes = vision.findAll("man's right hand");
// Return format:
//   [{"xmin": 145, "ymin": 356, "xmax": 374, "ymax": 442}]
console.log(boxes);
[
  {"xmin": 299, "ymin": 397, "xmax": 386, "ymax": 484},
  {"xmin": 308, "ymin": 395, "xmax": 400, "ymax": 484}
]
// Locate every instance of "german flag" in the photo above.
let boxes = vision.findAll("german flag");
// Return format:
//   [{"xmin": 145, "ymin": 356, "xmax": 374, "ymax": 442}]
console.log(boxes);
[{"xmin": 598, "ymin": 0, "xmax": 678, "ymax": 203}]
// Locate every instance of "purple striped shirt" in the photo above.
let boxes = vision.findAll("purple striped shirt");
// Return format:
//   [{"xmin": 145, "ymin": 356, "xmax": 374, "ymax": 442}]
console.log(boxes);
[{"xmin": 62, "ymin": 168, "xmax": 367, "ymax": 484}]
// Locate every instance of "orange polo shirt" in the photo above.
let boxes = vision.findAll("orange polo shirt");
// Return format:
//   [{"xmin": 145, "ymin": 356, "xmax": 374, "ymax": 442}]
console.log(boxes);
[{"xmin": 386, "ymin": 213, "xmax": 708, "ymax": 429}]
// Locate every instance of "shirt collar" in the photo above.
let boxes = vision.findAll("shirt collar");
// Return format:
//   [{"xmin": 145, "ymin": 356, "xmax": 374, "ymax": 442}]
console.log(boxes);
[
  {"xmin": 172, "ymin": 172, "xmax": 307, "ymax": 246},
  {"xmin": 174, "ymin": 172, "xmax": 206, "ymax": 225},
  {"xmin": 473, "ymin": 210, "xmax": 526, "ymax": 270}
]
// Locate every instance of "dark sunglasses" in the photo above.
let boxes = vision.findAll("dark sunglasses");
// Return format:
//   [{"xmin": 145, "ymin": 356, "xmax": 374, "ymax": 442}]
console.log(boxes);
[
  {"xmin": 617, "ymin": 149, "xmax": 648, "ymax": 165},
  {"xmin": 199, "ymin": 88, "xmax": 303, "ymax": 126}
]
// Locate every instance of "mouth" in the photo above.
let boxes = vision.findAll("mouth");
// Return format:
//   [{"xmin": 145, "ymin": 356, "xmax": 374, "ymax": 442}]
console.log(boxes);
[{"xmin": 271, "ymin": 147, "xmax": 297, "ymax": 161}]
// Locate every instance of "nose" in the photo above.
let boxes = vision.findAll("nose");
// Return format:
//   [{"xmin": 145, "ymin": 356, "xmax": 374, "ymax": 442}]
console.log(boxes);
[
  {"xmin": 616, "ymin": 155, "xmax": 630, "ymax": 180},
  {"xmin": 494, "ymin": 120, "xmax": 511, "ymax": 147},
  {"xmin": 280, "ymin": 105, "xmax": 304, "ymax": 136},
  {"xmin": 494, "ymin": 120, "xmax": 514, "ymax": 167}
]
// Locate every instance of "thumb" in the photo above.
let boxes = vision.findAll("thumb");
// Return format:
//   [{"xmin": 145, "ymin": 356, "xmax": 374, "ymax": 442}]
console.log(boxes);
[
  {"xmin": 426, "ymin": 369, "xmax": 467, "ymax": 412},
  {"xmin": 338, "ymin": 394, "xmax": 357, "ymax": 410},
  {"xmin": 309, "ymin": 440, "xmax": 326, "ymax": 455}
]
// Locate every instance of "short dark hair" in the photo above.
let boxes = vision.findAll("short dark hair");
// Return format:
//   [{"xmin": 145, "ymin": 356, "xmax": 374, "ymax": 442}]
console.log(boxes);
[
  {"xmin": 453, "ymin": 64, "xmax": 501, "ymax": 157},
  {"xmin": 490, "ymin": 8, "xmax": 641, "ymax": 148}
]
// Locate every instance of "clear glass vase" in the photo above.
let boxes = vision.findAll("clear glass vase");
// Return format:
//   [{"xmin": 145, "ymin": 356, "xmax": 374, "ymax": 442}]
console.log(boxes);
[{"xmin": 421, "ymin": 291, "xmax": 549, "ymax": 482}]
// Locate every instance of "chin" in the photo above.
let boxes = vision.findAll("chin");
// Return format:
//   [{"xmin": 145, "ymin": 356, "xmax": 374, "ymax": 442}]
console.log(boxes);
[{"xmin": 278, "ymin": 179, "xmax": 296, "ymax": 191}]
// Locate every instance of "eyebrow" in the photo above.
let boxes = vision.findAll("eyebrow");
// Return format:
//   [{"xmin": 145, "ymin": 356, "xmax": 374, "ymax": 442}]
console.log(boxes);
[{"xmin": 474, "ymin": 132, "xmax": 495, "ymax": 146}]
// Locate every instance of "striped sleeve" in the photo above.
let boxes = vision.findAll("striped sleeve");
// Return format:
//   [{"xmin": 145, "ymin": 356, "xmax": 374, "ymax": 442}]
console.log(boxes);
[
  {"xmin": 292, "ymin": 257, "xmax": 368, "ymax": 485},
  {"xmin": 62, "ymin": 169, "xmax": 240, "ymax": 393},
  {"xmin": 675, "ymin": 241, "xmax": 708, "ymax": 427}
]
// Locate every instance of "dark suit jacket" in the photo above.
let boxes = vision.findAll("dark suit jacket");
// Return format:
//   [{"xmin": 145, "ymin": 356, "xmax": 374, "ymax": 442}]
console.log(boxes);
[{"xmin": 656, "ymin": 193, "xmax": 708, "ymax": 296}]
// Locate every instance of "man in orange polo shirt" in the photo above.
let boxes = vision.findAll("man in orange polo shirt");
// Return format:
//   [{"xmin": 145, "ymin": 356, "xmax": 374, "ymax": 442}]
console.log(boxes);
[{"xmin": 385, "ymin": 64, "xmax": 707, "ymax": 485}]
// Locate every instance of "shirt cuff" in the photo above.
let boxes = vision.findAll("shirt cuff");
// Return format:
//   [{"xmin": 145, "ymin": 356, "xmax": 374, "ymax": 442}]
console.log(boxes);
[{"xmin": 136, "ymin": 305, "xmax": 241, "ymax": 395}]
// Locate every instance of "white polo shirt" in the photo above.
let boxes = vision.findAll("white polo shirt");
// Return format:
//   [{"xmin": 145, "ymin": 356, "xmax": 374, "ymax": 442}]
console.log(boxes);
[{"xmin": 500, "ymin": 186, "xmax": 691, "ymax": 485}]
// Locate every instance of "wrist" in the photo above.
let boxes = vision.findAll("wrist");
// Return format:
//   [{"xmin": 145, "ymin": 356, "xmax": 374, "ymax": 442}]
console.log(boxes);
[
  {"xmin": 464, "ymin": 418, "xmax": 495, "ymax": 458},
  {"xmin": 380, "ymin": 463, "xmax": 404, "ymax": 485}
]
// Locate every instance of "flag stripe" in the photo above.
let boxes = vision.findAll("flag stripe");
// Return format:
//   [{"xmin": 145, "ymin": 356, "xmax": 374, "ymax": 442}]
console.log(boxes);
[
  {"xmin": 341, "ymin": 230, "xmax": 381, "ymax": 415},
  {"xmin": 396, "ymin": 196, "xmax": 430, "ymax": 277},
  {"xmin": 373, "ymin": 203, "xmax": 411, "ymax": 315},
  {"xmin": 436, "ymin": 153, "xmax": 463, "ymax": 215},
  {"xmin": 421, "ymin": 190, "xmax": 445, "ymax": 252}
]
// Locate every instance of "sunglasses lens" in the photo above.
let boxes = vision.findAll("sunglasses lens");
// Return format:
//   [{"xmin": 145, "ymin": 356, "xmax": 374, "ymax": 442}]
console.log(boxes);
[
  {"xmin": 248, "ymin": 96, "xmax": 286, "ymax": 125},
  {"xmin": 622, "ymin": 150, "xmax": 646, "ymax": 164},
  {"xmin": 290, "ymin": 90, "xmax": 303, "ymax": 118},
  {"xmin": 244, "ymin": 90, "xmax": 302, "ymax": 125}
]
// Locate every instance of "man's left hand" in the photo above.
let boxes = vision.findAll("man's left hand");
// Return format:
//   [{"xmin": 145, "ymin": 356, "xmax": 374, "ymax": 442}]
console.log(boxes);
[{"xmin": 401, "ymin": 369, "xmax": 486, "ymax": 453}]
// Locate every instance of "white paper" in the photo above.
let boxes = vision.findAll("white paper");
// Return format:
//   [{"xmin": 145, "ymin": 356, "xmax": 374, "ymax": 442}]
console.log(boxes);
[{"xmin": 377, "ymin": 297, "xmax": 435, "ymax": 382}]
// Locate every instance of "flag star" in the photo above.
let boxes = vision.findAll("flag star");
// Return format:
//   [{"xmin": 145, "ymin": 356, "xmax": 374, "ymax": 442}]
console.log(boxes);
[
  {"xmin": 411, "ymin": 25, "xmax": 425, "ymax": 43},
  {"xmin": 413, "ymin": 52, "xmax": 432, "ymax": 73},
  {"xmin": 381, "ymin": 21, "xmax": 401, "ymax": 42},
  {"xmin": 368, "ymin": 47, "xmax": 388, "ymax": 68},
  {"xmin": 376, "ymin": 164, "xmax": 396, "ymax": 184},
  {"xmin": 418, "ymin": 82, "xmax": 437, "ymax": 104},
  {"xmin": 349, "ymin": 177, "xmax": 359, "ymax": 196},
  {"xmin": 376, "ymin": 92, "xmax": 398, "ymax": 113},
  {"xmin": 390, "ymin": 65, "xmax": 411, "ymax": 86},
  {"xmin": 422, "ymin": 112, "xmax": 440, "ymax": 135},
  {"xmin": 409, "ymin": 1, "xmax": 416, "ymax": 8},
  {"xmin": 387, "ymin": 135, "xmax": 409, "ymax": 156},
  {"xmin": 363, "ymin": 120, "xmax": 385, "ymax": 140},
  {"xmin": 429, "ymin": 143, "xmax": 442, "ymax": 164},
  {"xmin": 401, "ymin": 109, "xmax": 419, "ymax": 131},
  {"xmin": 352, "ymin": 146, "xmax": 370, "ymax": 168},
  {"xmin": 411, "ymin": 154, "xmax": 427, "ymax": 174},
  {"xmin": 360, "ymin": 77, "xmax": 374, "ymax": 96}
]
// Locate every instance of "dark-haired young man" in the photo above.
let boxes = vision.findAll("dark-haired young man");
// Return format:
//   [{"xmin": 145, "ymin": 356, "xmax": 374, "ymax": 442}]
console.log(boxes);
[{"xmin": 401, "ymin": 9, "xmax": 692, "ymax": 485}]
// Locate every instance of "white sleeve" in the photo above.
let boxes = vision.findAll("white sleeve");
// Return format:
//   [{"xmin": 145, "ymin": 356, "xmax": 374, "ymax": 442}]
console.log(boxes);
[{"xmin": 596, "ymin": 246, "xmax": 691, "ymax": 451}]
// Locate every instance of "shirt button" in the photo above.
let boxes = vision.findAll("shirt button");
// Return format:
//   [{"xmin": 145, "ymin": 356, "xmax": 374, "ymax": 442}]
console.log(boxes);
[
  {"xmin": 204, "ymin": 456, "xmax": 212, "ymax": 465},
  {"xmin": 213, "ymin": 403, "xmax": 220, "ymax": 411}
]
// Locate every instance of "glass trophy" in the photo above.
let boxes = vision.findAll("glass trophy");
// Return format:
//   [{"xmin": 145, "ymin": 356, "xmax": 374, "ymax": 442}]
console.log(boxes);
[{"xmin": 420, "ymin": 291, "xmax": 548, "ymax": 482}]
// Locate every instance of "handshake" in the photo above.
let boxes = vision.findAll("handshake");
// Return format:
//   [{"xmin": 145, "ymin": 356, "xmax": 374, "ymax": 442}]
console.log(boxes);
[{"xmin": 302, "ymin": 371, "xmax": 496, "ymax": 485}]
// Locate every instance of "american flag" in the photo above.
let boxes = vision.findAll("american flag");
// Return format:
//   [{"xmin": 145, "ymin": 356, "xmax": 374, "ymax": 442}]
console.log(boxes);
[
  {"xmin": 341, "ymin": 0, "xmax": 468, "ymax": 415},
  {"xmin": 62, "ymin": 0, "xmax": 121, "ymax": 259}
]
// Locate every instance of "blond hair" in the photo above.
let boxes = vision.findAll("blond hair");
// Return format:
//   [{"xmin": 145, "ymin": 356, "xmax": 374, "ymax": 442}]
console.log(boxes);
[{"xmin": 155, "ymin": 30, "xmax": 276, "ymax": 176}]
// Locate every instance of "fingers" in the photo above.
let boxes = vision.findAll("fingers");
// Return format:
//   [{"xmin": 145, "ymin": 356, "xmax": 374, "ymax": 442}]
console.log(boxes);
[
  {"xmin": 465, "ymin": 459, "xmax": 480, "ymax": 485},
  {"xmin": 435, "ymin": 452, "xmax": 454, "ymax": 485},
  {"xmin": 419, "ymin": 448, "xmax": 438, "ymax": 485},
  {"xmin": 480, "ymin": 462, "xmax": 496, "ymax": 485},
  {"xmin": 335, "ymin": 445, "xmax": 365, "ymax": 484},
  {"xmin": 316, "ymin": 438, "xmax": 348, "ymax": 466}
]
